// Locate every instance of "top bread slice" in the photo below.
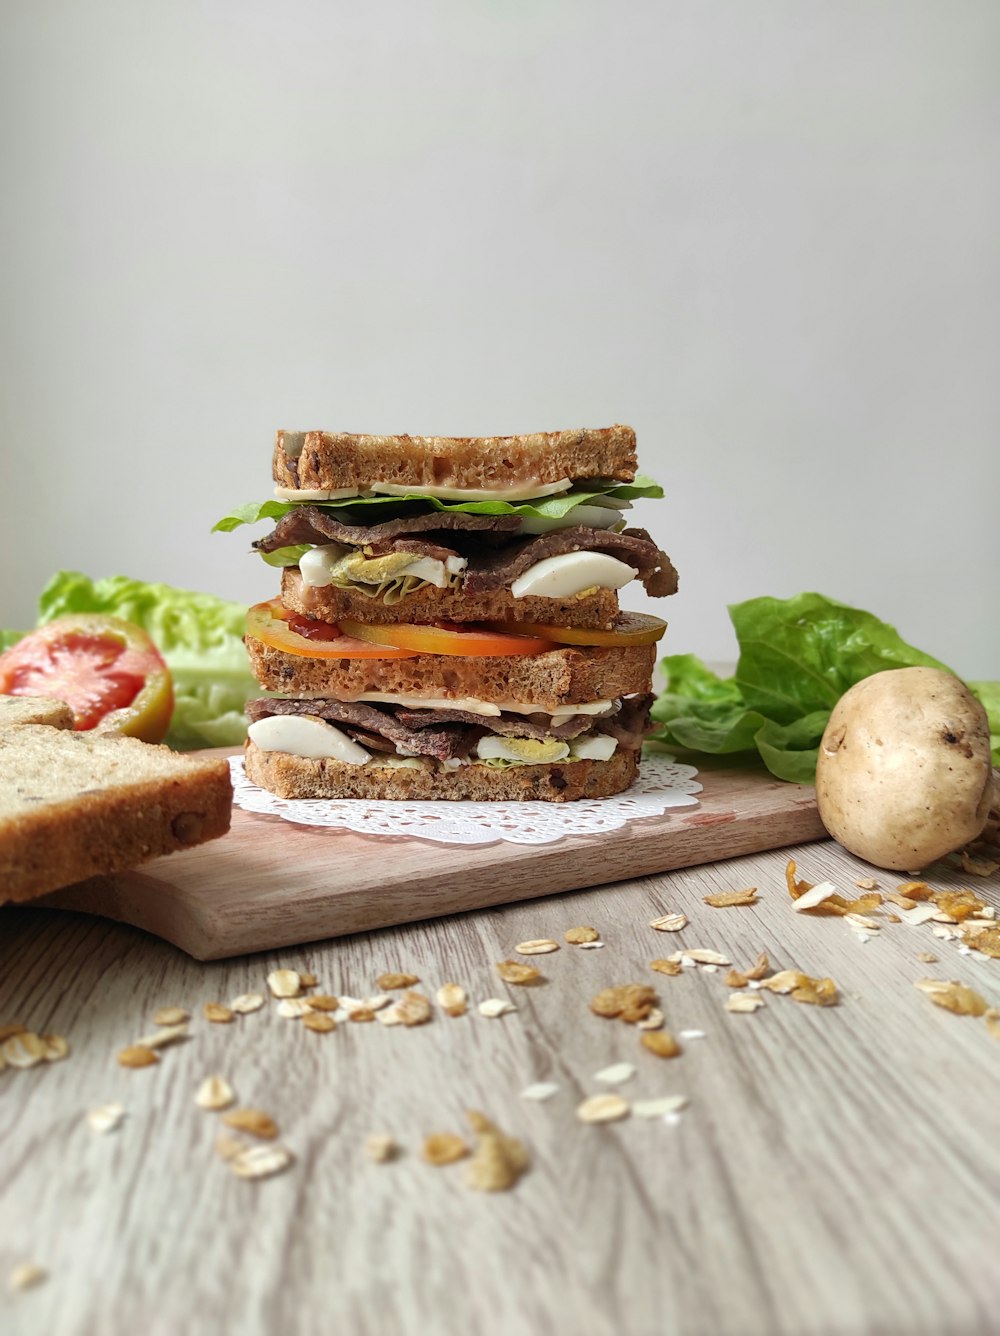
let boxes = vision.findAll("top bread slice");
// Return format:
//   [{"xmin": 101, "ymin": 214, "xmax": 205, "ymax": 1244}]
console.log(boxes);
[
  {"xmin": 0, "ymin": 724, "xmax": 233, "ymax": 905},
  {"xmin": 0, "ymin": 694, "xmax": 75, "ymax": 729},
  {"xmin": 274, "ymin": 425, "xmax": 637, "ymax": 492}
]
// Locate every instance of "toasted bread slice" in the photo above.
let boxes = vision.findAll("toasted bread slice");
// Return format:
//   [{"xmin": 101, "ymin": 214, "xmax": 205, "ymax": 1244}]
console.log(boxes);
[
  {"xmin": 0, "ymin": 726, "xmax": 233, "ymax": 905},
  {"xmin": 245, "ymin": 633, "xmax": 655, "ymax": 713},
  {"xmin": 245, "ymin": 738, "xmax": 639, "ymax": 803},
  {"xmin": 280, "ymin": 566, "xmax": 622, "ymax": 630},
  {"xmin": 0, "ymin": 695, "xmax": 75, "ymax": 729},
  {"xmin": 274, "ymin": 425, "xmax": 637, "ymax": 493}
]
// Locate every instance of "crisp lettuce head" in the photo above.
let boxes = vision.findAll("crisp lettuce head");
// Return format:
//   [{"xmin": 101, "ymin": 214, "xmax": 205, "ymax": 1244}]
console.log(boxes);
[
  {"xmin": 650, "ymin": 593, "xmax": 999, "ymax": 782},
  {"xmin": 30, "ymin": 571, "xmax": 257, "ymax": 749}
]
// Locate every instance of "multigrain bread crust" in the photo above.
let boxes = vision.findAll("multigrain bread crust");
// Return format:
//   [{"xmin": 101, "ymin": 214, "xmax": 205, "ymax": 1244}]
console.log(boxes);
[
  {"xmin": 245, "ymin": 738, "xmax": 639, "ymax": 803},
  {"xmin": 245, "ymin": 633, "xmax": 656, "ymax": 711},
  {"xmin": 274, "ymin": 425, "xmax": 638, "ymax": 492},
  {"xmin": 0, "ymin": 695, "xmax": 74, "ymax": 729},
  {"xmin": 281, "ymin": 566, "xmax": 622, "ymax": 629},
  {"xmin": 0, "ymin": 726, "xmax": 233, "ymax": 905}
]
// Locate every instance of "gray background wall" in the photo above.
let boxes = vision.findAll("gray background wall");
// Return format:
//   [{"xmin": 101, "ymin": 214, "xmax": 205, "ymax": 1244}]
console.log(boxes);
[{"xmin": 2, "ymin": 0, "xmax": 998, "ymax": 675}]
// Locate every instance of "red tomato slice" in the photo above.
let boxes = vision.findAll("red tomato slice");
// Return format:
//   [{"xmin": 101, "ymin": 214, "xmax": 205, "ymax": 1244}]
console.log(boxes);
[
  {"xmin": 247, "ymin": 600, "xmax": 419, "ymax": 660},
  {"xmin": 0, "ymin": 615, "xmax": 174, "ymax": 743},
  {"xmin": 481, "ymin": 612, "xmax": 668, "ymax": 647},
  {"xmin": 338, "ymin": 618, "xmax": 550, "ymax": 657}
]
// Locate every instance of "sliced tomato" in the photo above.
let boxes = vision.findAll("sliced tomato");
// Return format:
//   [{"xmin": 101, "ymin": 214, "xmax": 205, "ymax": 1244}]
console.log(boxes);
[
  {"xmin": 0, "ymin": 615, "xmax": 174, "ymax": 743},
  {"xmin": 481, "ymin": 611, "xmax": 668, "ymax": 647},
  {"xmin": 246, "ymin": 599, "xmax": 419, "ymax": 660},
  {"xmin": 337, "ymin": 617, "xmax": 550, "ymax": 658}
]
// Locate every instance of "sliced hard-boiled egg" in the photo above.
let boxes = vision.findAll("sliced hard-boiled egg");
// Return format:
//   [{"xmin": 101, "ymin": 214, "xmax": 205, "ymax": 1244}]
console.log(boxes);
[{"xmin": 247, "ymin": 714, "xmax": 371, "ymax": 765}]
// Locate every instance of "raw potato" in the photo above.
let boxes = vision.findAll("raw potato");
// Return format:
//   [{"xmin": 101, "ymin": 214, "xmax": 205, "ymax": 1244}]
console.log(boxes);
[{"xmin": 815, "ymin": 667, "xmax": 996, "ymax": 872}]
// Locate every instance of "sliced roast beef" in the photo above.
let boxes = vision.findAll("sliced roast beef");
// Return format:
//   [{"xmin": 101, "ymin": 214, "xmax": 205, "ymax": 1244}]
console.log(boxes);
[
  {"xmin": 244, "ymin": 696, "xmax": 469, "ymax": 761},
  {"xmin": 394, "ymin": 705, "xmax": 617, "ymax": 741},
  {"xmin": 594, "ymin": 693, "xmax": 654, "ymax": 751},
  {"xmin": 254, "ymin": 507, "xmax": 521, "ymax": 554},
  {"xmin": 462, "ymin": 527, "xmax": 678, "ymax": 598}
]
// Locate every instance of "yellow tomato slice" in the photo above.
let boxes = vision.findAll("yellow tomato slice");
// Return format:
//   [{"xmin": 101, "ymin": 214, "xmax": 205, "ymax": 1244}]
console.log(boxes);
[
  {"xmin": 246, "ymin": 600, "xmax": 419, "ymax": 660},
  {"xmin": 338, "ymin": 618, "xmax": 550, "ymax": 658},
  {"xmin": 481, "ymin": 612, "xmax": 667, "ymax": 647}
]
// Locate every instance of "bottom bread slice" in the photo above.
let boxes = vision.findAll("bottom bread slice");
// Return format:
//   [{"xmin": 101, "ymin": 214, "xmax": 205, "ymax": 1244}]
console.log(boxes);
[
  {"xmin": 245, "ymin": 739, "xmax": 639, "ymax": 803},
  {"xmin": 0, "ymin": 725, "xmax": 234, "ymax": 905}
]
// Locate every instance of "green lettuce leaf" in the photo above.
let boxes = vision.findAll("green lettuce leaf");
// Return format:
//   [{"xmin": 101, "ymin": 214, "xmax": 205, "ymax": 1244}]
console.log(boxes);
[
  {"xmin": 650, "ymin": 594, "xmax": 1000, "ymax": 781},
  {"xmin": 32, "ymin": 571, "xmax": 257, "ymax": 749},
  {"xmin": 212, "ymin": 475, "xmax": 664, "ymax": 535}
]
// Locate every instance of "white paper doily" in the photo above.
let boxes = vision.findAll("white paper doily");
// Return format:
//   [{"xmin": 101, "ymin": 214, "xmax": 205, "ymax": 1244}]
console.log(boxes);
[{"xmin": 229, "ymin": 752, "xmax": 701, "ymax": 847}]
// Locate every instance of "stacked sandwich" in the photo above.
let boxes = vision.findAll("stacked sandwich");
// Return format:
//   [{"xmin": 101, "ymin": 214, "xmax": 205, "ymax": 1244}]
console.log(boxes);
[{"xmin": 219, "ymin": 426, "xmax": 678, "ymax": 802}]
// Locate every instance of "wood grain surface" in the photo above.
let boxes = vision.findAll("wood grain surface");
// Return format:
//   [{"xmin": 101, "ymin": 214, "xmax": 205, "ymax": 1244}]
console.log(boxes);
[
  {"xmin": 1, "ymin": 838, "xmax": 998, "ymax": 1336},
  {"xmin": 39, "ymin": 757, "xmax": 825, "ymax": 959}
]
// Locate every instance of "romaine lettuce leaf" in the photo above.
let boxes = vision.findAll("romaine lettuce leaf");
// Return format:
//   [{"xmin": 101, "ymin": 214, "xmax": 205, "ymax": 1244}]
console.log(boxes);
[
  {"xmin": 650, "ymin": 594, "xmax": 1000, "ymax": 780},
  {"xmin": 212, "ymin": 476, "xmax": 664, "ymax": 534},
  {"xmin": 31, "ymin": 571, "xmax": 257, "ymax": 750}
]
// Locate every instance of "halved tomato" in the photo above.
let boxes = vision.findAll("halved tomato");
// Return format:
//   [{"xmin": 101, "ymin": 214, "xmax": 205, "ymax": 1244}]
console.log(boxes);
[
  {"xmin": 481, "ymin": 612, "xmax": 668, "ymax": 647},
  {"xmin": 337, "ymin": 618, "xmax": 550, "ymax": 658},
  {"xmin": 247, "ymin": 599, "xmax": 419, "ymax": 660},
  {"xmin": 0, "ymin": 615, "xmax": 174, "ymax": 743}
]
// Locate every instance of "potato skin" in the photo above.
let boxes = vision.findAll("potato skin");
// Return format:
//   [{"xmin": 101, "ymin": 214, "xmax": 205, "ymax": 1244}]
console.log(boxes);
[{"xmin": 815, "ymin": 667, "xmax": 994, "ymax": 871}]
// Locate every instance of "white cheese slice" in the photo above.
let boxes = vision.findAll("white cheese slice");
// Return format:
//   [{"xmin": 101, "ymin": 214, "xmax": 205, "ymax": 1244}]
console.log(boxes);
[
  {"xmin": 510, "ymin": 552, "xmax": 638, "ymax": 599},
  {"xmin": 368, "ymin": 478, "xmax": 572, "ymax": 502},
  {"xmin": 341, "ymin": 693, "xmax": 616, "ymax": 723},
  {"xmin": 247, "ymin": 714, "xmax": 371, "ymax": 765},
  {"xmin": 273, "ymin": 486, "xmax": 360, "ymax": 501}
]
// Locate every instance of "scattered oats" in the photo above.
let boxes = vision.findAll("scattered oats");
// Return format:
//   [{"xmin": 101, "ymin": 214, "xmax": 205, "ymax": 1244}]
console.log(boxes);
[
  {"xmin": 579, "ymin": 940, "xmax": 605, "ymax": 949},
  {"xmin": 666, "ymin": 949, "xmax": 731, "ymax": 966},
  {"xmin": 638, "ymin": 1007, "xmax": 666, "ymax": 1031},
  {"xmin": 465, "ymin": 1112, "xmax": 529, "ymax": 1191},
  {"xmin": 897, "ymin": 880, "xmax": 932, "ymax": 900},
  {"xmin": 933, "ymin": 889, "xmax": 989, "ymax": 922},
  {"xmin": 914, "ymin": 979, "xmax": 988, "ymax": 1017},
  {"xmin": 229, "ymin": 1144, "xmax": 295, "ymax": 1180},
  {"xmin": 594, "ymin": 1061, "xmax": 636, "ymax": 1085},
  {"xmin": 755, "ymin": 971, "xmax": 839, "ymax": 1005},
  {"xmin": 379, "ymin": 991, "xmax": 433, "ymax": 1027},
  {"xmin": 87, "ymin": 1102, "xmax": 125, "ymax": 1133},
  {"xmin": 8, "ymin": 1262, "xmax": 46, "ymax": 1292},
  {"xmin": 39, "ymin": 1034, "xmax": 70, "ymax": 1062},
  {"xmin": 303, "ymin": 1012, "xmax": 336, "ymax": 1034},
  {"xmin": 703, "ymin": 887, "xmax": 758, "ymax": 908},
  {"xmin": 223, "ymin": 1108, "xmax": 279, "ymax": 1140},
  {"xmin": 961, "ymin": 925, "xmax": 1000, "ymax": 959},
  {"xmin": 266, "ymin": 969, "xmax": 301, "ymax": 999},
  {"xmin": 376, "ymin": 972, "xmax": 421, "ymax": 991},
  {"xmin": 214, "ymin": 1133, "xmax": 247, "ymax": 1161},
  {"xmin": 633, "ymin": 1095, "xmax": 689, "ymax": 1119},
  {"xmin": 117, "ymin": 1044, "xmax": 159, "ymax": 1069},
  {"xmin": 133, "ymin": 1023, "xmax": 188, "ymax": 1050},
  {"xmin": 845, "ymin": 913, "xmax": 881, "ymax": 931},
  {"xmin": 349, "ymin": 1008, "xmax": 376, "ymax": 1023},
  {"xmin": 305, "ymin": 994, "xmax": 340, "ymax": 1012},
  {"xmin": 916, "ymin": 952, "xmax": 939, "ymax": 964},
  {"xmin": 792, "ymin": 881, "xmax": 840, "ymax": 911},
  {"xmin": 515, "ymin": 939, "xmax": 560, "ymax": 955},
  {"xmin": 299, "ymin": 971, "xmax": 318, "ymax": 988},
  {"xmin": 153, "ymin": 1007, "xmax": 189, "ymax": 1026},
  {"xmin": 230, "ymin": 992, "xmax": 266, "ymax": 1014},
  {"xmin": 957, "ymin": 945, "xmax": 973, "ymax": 957},
  {"xmin": 649, "ymin": 913, "xmax": 687, "ymax": 933},
  {"xmin": 565, "ymin": 926, "xmax": 599, "ymax": 944},
  {"xmin": 679, "ymin": 1029, "xmax": 706, "ymax": 1041},
  {"xmin": 436, "ymin": 983, "xmax": 467, "ymax": 1017},
  {"xmin": 885, "ymin": 913, "xmax": 902, "ymax": 924},
  {"xmin": 340, "ymin": 994, "xmax": 393, "ymax": 1014},
  {"xmin": 650, "ymin": 959, "xmax": 682, "ymax": 977},
  {"xmin": 577, "ymin": 1093, "xmax": 630, "ymax": 1123},
  {"xmin": 421, "ymin": 1132, "xmax": 469, "ymax": 1166},
  {"xmin": 962, "ymin": 851, "xmax": 1000, "ymax": 877},
  {"xmin": 2, "ymin": 1032, "xmax": 46, "ymax": 1068},
  {"xmin": 931, "ymin": 924, "xmax": 962, "ymax": 941},
  {"xmin": 276, "ymin": 998, "xmax": 313, "ymax": 1019},
  {"xmin": 195, "ymin": 1076, "xmax": 235, "ymax": 1111},
  {"xmin": 854, "ymin": 878, "xmax": 879, "ymax": 891},
  {"xmin": 365, "ymin": 1133, "xmax": 397, "ymax": 1163},
  {"xmin": 0, "ymin": 1023, "xmax": 28, "ymax": 1044},
  {"xmin": 886, "ymin": 892, "xmax": 918, "ymax": 910},
  {"xmin": 495, "ymin": 960, "xmax": 542, "ymax": 985},
  {"xmin": 520, "ymin": 1081, "xmax": 560, "ymax": 1101},
  {"xmin": 641, "ymin": 1030, "xmax": 682, "ymax": 1058},
  {"xmin": 590, "ymin": 984, "xmax": 657, "ymax": 1019},
  {"xmin": 701, "ymin": 964, "xmax": 719, "ymax": 974},
  {"xmin": 203, "ymin": 1003, "xmax": 234, "ymax": 1024},
  {"xmin": 985, "ymin": 1010, "xmax": 1000, "ymax": 1041},
  {"xmin": 478, "ymin": 998, "xmax": 517, "ymax": 1018},
  {"xmin": 727, "ymin": 993, "xmax": 766, "ymax": 1013}
]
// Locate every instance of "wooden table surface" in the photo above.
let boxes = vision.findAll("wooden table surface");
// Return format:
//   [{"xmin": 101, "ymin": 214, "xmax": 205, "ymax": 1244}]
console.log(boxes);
[{"xmin": 2, "ymin": 834, "xmax": 998, "ymax": 1336}]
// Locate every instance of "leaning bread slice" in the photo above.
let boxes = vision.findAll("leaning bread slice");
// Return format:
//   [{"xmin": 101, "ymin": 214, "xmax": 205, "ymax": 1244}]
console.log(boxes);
[
  {"xmin": 0, "ymin": 694, "xmax": 75, "ymax": 729},
  {"xmin": 0, "ymin": 726, "xmax": 232, "ymax": 905},
  {"xmin": 246, "ymin": 633, "xmax": 655, "ymax": 714},
  {"xmin": 245, "ymin": 739, "xmax": 639, "ymax": 804},
  {"xmin": 274, "ymin": 424, "xmax": 637, "ymax": 494}
]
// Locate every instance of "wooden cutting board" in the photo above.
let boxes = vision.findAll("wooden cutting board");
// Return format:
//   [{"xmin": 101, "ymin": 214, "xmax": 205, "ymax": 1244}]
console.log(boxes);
[{"xmin": 37, "ymin": 758, "xmax": 826, "ymax": 959}]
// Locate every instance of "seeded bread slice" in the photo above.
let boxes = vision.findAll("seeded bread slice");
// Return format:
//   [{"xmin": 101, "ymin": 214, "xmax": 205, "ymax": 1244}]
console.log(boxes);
[
  {"xmin": 274, "ymin": 424, "xmax": 637, "ymax": 492},
  {"xmin": 281, "ymin": 566, "xmax": 622, "ymax": 630},
  {"xmin": 0, "ymin": 726, "xmax": 233, "ymax": 905},
  {"xmin": 245, "ymin": 738, "xmax": 639, "ymax": 803},
  {"xmin": 246, "ymin": 634, "xmax": 655, "ymax": 712},
  {"xmin": 0, "ymin": 695, "xmax": 75, "ymax": 729}
]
